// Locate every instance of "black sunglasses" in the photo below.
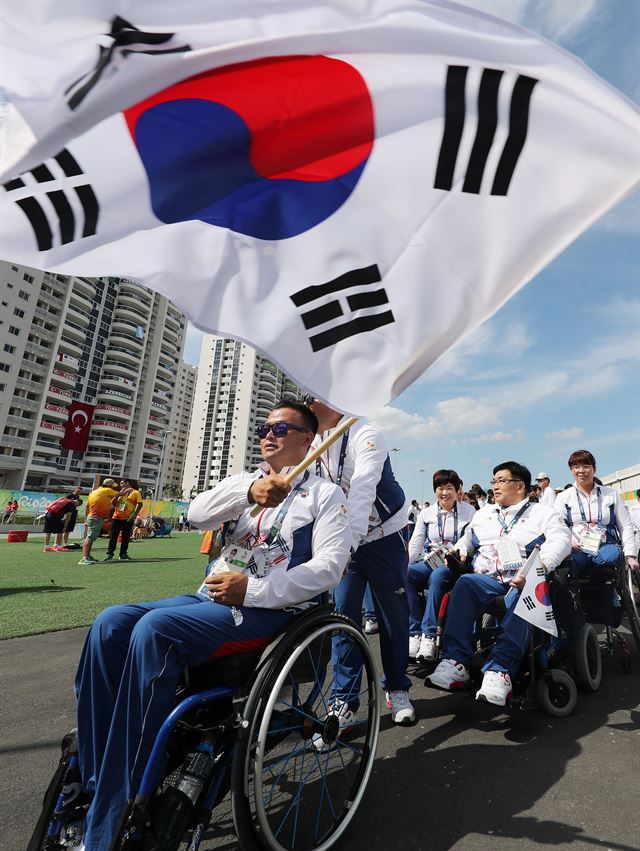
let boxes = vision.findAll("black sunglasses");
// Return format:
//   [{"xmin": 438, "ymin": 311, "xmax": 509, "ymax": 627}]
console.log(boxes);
[{"xmin": 257, "ymin": 421, "xmax": 309, "ymax": 439}]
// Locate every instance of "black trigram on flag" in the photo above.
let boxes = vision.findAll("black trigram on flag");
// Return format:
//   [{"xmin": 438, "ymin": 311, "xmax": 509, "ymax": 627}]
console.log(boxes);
[
  {"xmin": 545, "ymin": 611, "xmax": 555, "ymax": 622},
  {"xmin": 522, "ymin": 595, "xmax": 536, "ymax": 611},
  {"xmin": 290, "ymin": 264, "xmax": 394, "ymax": 353},
  {"xmin": 535, "ymin": 565, "xmax": 546, "ymax": 577},
  {"xmin": 434, "ymin": 65, "xmax": 538, "ymax": 196},
  {"xmin": 65, "ymin": 16, "xmax": 191, "ymax": 110},
  {"xmin": 3, "ymin": 149, "xmax": 99, "ymax": 251}
]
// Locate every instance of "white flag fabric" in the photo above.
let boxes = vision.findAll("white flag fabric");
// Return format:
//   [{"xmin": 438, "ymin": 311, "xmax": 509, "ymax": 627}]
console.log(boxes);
[
  {"xmin": 513, "ymin": 549, "xmax": 557, "ymax": 637},
  {"xmin": 1, "ymin": 0, "xmax": 638, "ymax": 415}
]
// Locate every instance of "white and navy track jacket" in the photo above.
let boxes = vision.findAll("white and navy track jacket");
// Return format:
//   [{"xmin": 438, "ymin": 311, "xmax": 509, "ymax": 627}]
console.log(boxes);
[
  {"xmin": 408, "ymin": 501, "xmax": 476, "ymax": 564},
  {"xmin": 456, "ymin": 498, "xmax": 571, "ymax": 581},
  {"xmin": 311, "ymin": 418, "xmax": 407, "ymax": 551},
  {"xmin": 188, "ymin": 464, "xmax": 351, "ymax": 609},
  {"xmin": 554, "ymin": 485, "xmax": 636, "ymax": 557}
]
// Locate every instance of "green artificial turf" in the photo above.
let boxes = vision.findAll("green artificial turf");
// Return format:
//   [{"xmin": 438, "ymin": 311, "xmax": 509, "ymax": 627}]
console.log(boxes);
[{"xmin": 0, "ymin": 533, "xmax": 207, "ymax": 639}]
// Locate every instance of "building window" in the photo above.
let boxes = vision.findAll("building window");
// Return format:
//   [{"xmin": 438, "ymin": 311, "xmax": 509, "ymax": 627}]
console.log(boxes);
[
  {"xmin": 0, "ymin": 362, "xmax": 10, "ymax": 372},
  {"xmin": 13, "ymin": 308, "xmax": 25, "ymax": 318},
  {"xmin": 23, "ymin": 273, "xmax": 34, "ymax": 283},
  {"xmin": 4, "ymin": 344, "xmax": 16, "ymax": 354},
  {"xmin": 18, "ymin": 290, "xmax": 30, "ymax": 301},
  {"xmin": 9, "ymin": 326, "xmax": 20, "ymax": 336}
]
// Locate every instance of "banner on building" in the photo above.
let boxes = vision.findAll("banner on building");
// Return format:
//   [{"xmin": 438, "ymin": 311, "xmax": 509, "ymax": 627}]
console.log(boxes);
[
  {"xmin": 60, "ymin": 400, "xmax": 95, "ymax": 451},
  {"xmin": 0, "ymin": 1, "xmax": 637, "ymax": 414}
]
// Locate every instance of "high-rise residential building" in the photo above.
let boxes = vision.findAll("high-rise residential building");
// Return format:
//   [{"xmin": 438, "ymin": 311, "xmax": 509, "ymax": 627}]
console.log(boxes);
[
  {"xmin": 164, "ymin": 361, "xmax": 198, "ymax": 498},
  {"xmin": 0, "ymin": 261, "xmax": 186, "ymax": 492},
  {"xmin": 182, "ymin": 335, "xmax": 302, "ymax": 496}
]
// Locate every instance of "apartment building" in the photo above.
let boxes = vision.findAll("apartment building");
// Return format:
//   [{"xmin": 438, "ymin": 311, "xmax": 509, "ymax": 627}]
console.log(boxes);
[
  {"xmin": 0, "ymin": 261, "xmax": 186, "ymax": 493},
  {"xmin": 164, "ymin": 361, "xmax": 198, "ymax": 498},
  {"xmin": 182, "ymin": 335, "xmax": 302, "ymax": 496}
]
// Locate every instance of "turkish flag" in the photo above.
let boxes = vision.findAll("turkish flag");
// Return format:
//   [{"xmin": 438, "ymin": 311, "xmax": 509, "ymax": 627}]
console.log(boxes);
[{"xmin": 60, "ymin": 401, "xmax": 95, "ymax": 452}]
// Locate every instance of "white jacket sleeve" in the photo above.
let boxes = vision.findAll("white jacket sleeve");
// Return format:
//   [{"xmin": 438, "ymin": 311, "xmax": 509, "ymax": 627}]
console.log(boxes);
[
  {"xmin": 187, "ymin": 472, "xmax": 255, "ymax": 529},
  {"xmin": 347, "ymin": 424, "xmax": 388, "ymax": 550},
  {"xmin": 538, "ymin": 506, "xmax": 572, "ymax": 570},
  {"xmin": 243, "ymin": 485, "xmax": 351, "ymax": 609},
  {"xmin": 613, "ymin": 493, "xmax": 636, "ymax": 557},
  {"xmin": 408, "ymin": 509, "xmax": 428, "ymax": 563},
  {"xmin": 454, "ymin": 522, "xmax": 474, "ymax": 561}
]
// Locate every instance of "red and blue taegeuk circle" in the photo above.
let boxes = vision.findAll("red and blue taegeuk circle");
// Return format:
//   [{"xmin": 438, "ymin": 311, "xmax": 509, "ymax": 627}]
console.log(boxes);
[
  {"xmin": 123, "ymin": 55, "xmax": 374, "ymax": 240},
  {"xmin": 534, "ymin": 581, "xmax": 551, "ymax": 607}
]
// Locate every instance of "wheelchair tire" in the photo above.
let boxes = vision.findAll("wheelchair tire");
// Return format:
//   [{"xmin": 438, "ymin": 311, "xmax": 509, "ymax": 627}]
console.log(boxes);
[
  {"xmin": 27, "ymin": 730, "xmax": 78, "ymax": 851},
  {"xmin": 618, "ymin": 561, "xmax": 640, "ymax": 654},
  {"xmin": 536, "ymin": 670, "xmax": 578, "ymax": 717},
  {"xmin": 231, "ymin": 613, "xmax": 380, "ymax": 851},
  {"xmin": 573, "ymin": 623, "xmax": 602, "ymax": 692}
]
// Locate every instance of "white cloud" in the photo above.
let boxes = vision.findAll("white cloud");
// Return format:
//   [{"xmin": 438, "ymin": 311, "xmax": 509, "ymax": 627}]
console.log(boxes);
[
  {"xmin": 368, "ymin": 405, "xmax": 442, "ymax": 440},
  {"xmin": 545, "ymin": 427, "xmax": 584, "ymax": 440},
  {"xmin": 435, "ymin": 396, "xmax": 502, "ymax": 432},
  {"xmin": 464, "ymin": 429, "xmax": 525, "ymax": 444},
  {"xmin": 461, "ymin": 0, "xmax": 600, "ymax": 42}
]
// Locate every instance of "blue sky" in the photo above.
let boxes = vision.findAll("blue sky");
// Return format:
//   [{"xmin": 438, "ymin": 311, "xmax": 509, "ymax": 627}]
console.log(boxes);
[{"xmin": 184, "ymin": 0, "xmax": 640, "ymax": 501}]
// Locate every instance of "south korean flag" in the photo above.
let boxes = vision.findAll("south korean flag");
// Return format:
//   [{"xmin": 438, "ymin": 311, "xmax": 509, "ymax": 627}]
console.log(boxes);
[
  {"xmin": 1, "ymin": 0, "xmax": 638, "ymax": 416},
  {"xmin": 514, "ymin": 550, "xmax": 558, "ymax": 637}
]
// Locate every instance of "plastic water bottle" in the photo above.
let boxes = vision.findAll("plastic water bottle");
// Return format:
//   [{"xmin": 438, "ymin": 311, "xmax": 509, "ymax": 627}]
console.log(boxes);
[{"xmin": 150, "ymin": 741, "xmax": 215, "ymax": 849}]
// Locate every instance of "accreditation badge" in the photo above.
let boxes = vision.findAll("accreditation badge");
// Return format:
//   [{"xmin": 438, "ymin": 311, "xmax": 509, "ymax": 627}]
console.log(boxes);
[
  {"xmin": 496, "ymin": 538, "xmax": 524, "ymax": 573},
  {"xmin": 195, "ymin": 544, "xmax": 253, "ymax": 599},
  {"xmin": 581, "ymin": 526, "xmax": 605, "ymax": 556}
]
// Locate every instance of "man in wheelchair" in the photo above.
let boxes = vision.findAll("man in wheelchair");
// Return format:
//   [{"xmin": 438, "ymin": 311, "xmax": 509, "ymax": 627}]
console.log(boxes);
[
  {"xmin": 426, "ymin": 461, "xmax": 571, "ymax": 706},
  {"xmin": 72, "ymin": 399, "xmax": 352, "ymax": 850}
]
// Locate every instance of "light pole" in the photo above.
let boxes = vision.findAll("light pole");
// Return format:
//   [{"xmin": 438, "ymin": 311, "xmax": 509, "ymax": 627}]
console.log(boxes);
[
  {"xmin": 391, "ymin": 447, "xmax": 401, "ymax": 476},
  {"xmin": 419, "ymin": 468, "xmax": 425, "ymax": 503}
]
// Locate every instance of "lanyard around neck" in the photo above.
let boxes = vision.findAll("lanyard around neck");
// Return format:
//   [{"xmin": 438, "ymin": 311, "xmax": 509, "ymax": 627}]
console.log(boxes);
[
  {"xmin": 575, "ymin": 485, "xmax": 602, "ymax": 526},
  {"xmin": 437, "ymin": 502, "xmax": 458, "ymax": 542},
  {"xmin": 496, "ymin": 501, "xmax": 530, "ymax": 535},
  {"xmin": 257, "ymin": 470, "xmax": 310, "ymax": 547},
  {"xmin": 316, "ymin": 430, "xmax": 350, "ymax": 487}
]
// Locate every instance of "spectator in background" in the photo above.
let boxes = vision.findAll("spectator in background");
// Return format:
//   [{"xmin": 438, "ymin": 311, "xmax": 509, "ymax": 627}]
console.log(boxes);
[
  {"xmin": 464, "ymin": 492, "xmax": 480, "ymax": 510},
  {"xmin": 486, "ymin": 488, "xmax": 495, "ymax": 505},
  {"xmin": 423, "ymin": 501, "xmax": 431, "ymax": 509},
  {"xmin": 104, "ymin": 479, "xmax": 143, "ymax": 562},
  {"xmin": 78, "ymin": 479, "xmax": 119, "ymax": 565},
  {"xmin": 535, "ymin": 472, "xmax": 556, "ymax": 508},
  {"xmin": 62, "ymin": 487, "xmax": 82, "ymax": 548},
  {"xmin": 470, "ymin": 484, "xmax": 487, "ymax": 508},
  {"xmin": 3, "ymin": 499, "xmax": 19, "ymax": 523},
  {"xmin": 44, "ymin": 494, "xmax": 82, "ymax": 552},
  {"xmin": 407, "ymin": 499, "xmax": 420, "ymax": 538}
]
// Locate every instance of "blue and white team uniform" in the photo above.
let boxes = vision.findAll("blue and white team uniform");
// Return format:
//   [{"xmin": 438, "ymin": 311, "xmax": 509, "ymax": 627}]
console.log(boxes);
[
  {"xmin": 434, "ymin": 499, "xmax": 570, "ymax": 678},
  {"xmin": 406, "ymin": 500, "xmax": 476, "ymax": 640},
  {"xmin": 554, "ymin": 484, "xmax": 636, "ymax": 574},
  {"xmin": 311, "ymin": 418, "xmax": 411, "ymax": 707},
  {"xmin": 75, "ymin": 465, "xmax": 350, "ymax": 850}
]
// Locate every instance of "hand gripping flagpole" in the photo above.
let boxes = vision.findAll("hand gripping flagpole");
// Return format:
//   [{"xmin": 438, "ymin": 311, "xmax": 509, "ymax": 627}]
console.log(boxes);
[{"xmin": 250, "ymin": 416, "xmax": 358, "ymax": 517}]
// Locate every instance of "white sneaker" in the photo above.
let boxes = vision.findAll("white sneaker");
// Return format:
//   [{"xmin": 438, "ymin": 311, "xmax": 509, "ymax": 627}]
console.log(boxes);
[
  {"xmin": 425, "ymin": 658, "xmax": 470, "ymax": 691},
  {"xmin": 408, "ymin": 635, "xmax": 421, "ymax": 658},
  {"xmin": 417, "ymin": 635, "xmax": 437, "ymax": 662},
  {"xmin": 364, "ymin": 618, "xmax": 379, "ymax": 635},
  {"xmin": 476, "ymin": 670, "xmax": 513, "ymax": 706},
  {"xmin": 312, "ymin": 701, "xmax": 356, "ymax": 751},
  {"xmin": 385, "ymin": 690, "xmax": 416, "ymax": 725}
]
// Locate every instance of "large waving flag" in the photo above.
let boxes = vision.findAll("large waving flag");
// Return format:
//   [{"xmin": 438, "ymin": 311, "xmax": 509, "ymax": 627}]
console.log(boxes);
[{"xmin": 1, "ymin": 0, "xmax": 637, "ymax": 415}]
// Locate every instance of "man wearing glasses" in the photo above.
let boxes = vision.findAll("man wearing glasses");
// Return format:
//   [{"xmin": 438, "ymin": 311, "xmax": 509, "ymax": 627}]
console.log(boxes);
[
  {"xmin": 72, "ymin": 399, "xmax": 351, "ymax": 850},
  {"xmin": 426, "ymin": 461, "xmax": 570, "ymax": 706}
]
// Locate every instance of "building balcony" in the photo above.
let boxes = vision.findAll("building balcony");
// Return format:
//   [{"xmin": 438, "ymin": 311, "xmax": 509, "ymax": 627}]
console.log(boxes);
[
  {"xmin": 100, "ymin": 373, "xmax": 137, "ymax": 391},
  {"xmin": 97, "ymin": 386, "xmax": 135, "ymax": 405},
  {"xmin": 34, "ymin": 304, "xmax": 59, "ymax": 323},
  {"xmin": 59, "ymin": 335, "xmax": 84, "ymax": 359},
  {"xmin": 114, "ymin": 303, "xmax": 149, "ymax": 325},
  {"xmin": 69, "ymin": 287, "xmax": 94, "ymax": 311},
  {"xmin": 63, "ymin": 320, "xmax": 87, "ymax": 343},
  {"xmin": 25, "ymin": 339, "xmax": 52, "ymax": 358},
  {"xmin": 150, "ymin": 399, "xmax": 170, "ymax": 415},
  {"xmin": 143, "ymin": 443, "xmax": 161, "ymax": 455},
  {"xmin": 0, "ymin": 454, "xmax": 25, "ymax": 469},
  {"xmin": 30, "ymin": 455, "xmax": 65, "ymax": 470},
  {"xmin": 111, "ymin": 318, "xmax": 146, "ymax": 339},
  {"xmin": 47, "ymin": 384, "xmax": 74, "ymax": 402},
  {"xmin": 30, "ymin": 324, "xmax": 56, "ymax": 342},
  {"xmin": 87, "ymin": 433, "xmax": 128, "ymax": 449},
  {"xmin": 3, "ymin": 435, "xmax": 33, "ymax": 450},
  {"xmin": 91, "ymin": 418, "xmax": 130, "ymax": 435},
  {"xmin": 5, "ymin": 413, "xmax": 36, "ymax": 429},
  {"xmin": 16, "ymin": 375, "xmax": 45, "ymax": 393},
  {"xmin": 34, "ymin": 437, "xmax": 62, "ymax": 455},
  {"xmin": 117, "ymin": 279, "xmax": 150, "ymax": 300},
  {"xmin": 50, "ymin": 367, "xmax": 76, "ymax": 387},
  {"xmin": 72, "ymin": 277, "xmax": 96, "ymax": 300},
  {"xmin": 38, "ymin": 288, "xmax": 64, "ymax": 308},
  {"xmin": 42, "ymin": 403, "xmax": 69, "ymax": 420},
  {"xmin": 94, "ymin": 402, "xmax": 131, "ymax": 422},
  {"xmin": 117, "ymin": 291, "xmax": 150, "ymax": 313},
  {"xmin": 84, "ymin": 448, "xmax": 125, "ymax": 463},
  {"xmin": 103, "ymin": 358, "xmax": 139, "ymax": 380},
  {"xmin": 105, "ymin": 344, "xmax": 139, "ymax": 366}
]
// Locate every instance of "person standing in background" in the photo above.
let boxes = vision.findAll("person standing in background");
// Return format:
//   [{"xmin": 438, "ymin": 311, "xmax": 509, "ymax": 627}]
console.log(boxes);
[{"xmin": 104, "ymin": 479, "xmax": 143, "ymax": 562}]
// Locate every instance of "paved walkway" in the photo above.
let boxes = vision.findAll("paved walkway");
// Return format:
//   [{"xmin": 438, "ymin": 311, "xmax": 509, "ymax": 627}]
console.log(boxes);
[{"xmin": 2, "ymin": 627, "xmax": 639, "ymax": 851}]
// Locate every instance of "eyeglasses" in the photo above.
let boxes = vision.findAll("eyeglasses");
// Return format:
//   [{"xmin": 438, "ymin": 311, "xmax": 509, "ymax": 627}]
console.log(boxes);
[
  {"xmin": 257, "ymin": 421, "xmax": 309, "ymax": 439},
  {"xmin": 570, "ymin": 464, "xmax": 593, "ymax": 471},
  {"xmin": 489, "ymin": 478, "xmax": 522, "ymax": 486}
]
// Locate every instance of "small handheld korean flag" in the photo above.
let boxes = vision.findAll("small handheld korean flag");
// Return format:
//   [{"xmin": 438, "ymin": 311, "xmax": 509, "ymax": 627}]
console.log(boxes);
[{"xmin": 514, "ymin": 549, "xmax": 557, "ymax": 637}]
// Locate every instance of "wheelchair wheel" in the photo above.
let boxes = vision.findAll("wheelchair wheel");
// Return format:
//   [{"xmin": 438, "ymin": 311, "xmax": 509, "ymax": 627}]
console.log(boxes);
[
  {"xmin": 232, "ymin": 614, "xmax": 380, "ymax": 851},
  {"xmin": 618, "ymin": 561, "xmax": 640, "ymax": 654},
  {"xmin": 536, "ymin": 669, "xmax": 578, "ymax": 717},
  {"xmin": 28, "ymin": 730, "xmax": 82, "ymax": 851},
  {"xmin": 573, "ymin": 623, "xmax": 602, "ymax": 692}
]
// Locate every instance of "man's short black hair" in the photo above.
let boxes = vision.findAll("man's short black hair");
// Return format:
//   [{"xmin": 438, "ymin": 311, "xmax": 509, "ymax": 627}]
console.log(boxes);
[
  {"xmin": 493, "ymin": 461, "xmax": 531, "ymax": 493},
  {"xmin": 271, "ymin": 398, "xmax": 318, "ymax": 434},
  {"xmin": 433, "ymin": 469, "xmax": 462, "ymax": 491},
  {"xmin": 636, "ymin": 489, "xmax": 640, "ymax": 500}
]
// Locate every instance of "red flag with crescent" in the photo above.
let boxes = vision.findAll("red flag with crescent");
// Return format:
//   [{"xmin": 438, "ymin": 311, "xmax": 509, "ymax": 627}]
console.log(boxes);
[{"xmin": 60, "ymin": 400, "xmax": 95, "ymax": 452}]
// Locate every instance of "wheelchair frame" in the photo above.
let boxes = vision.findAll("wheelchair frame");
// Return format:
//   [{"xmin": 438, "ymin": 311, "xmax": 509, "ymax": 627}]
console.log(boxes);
[{"xmin": 29, "ymin": 606, "xmax": 380, "ymax": 851}]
